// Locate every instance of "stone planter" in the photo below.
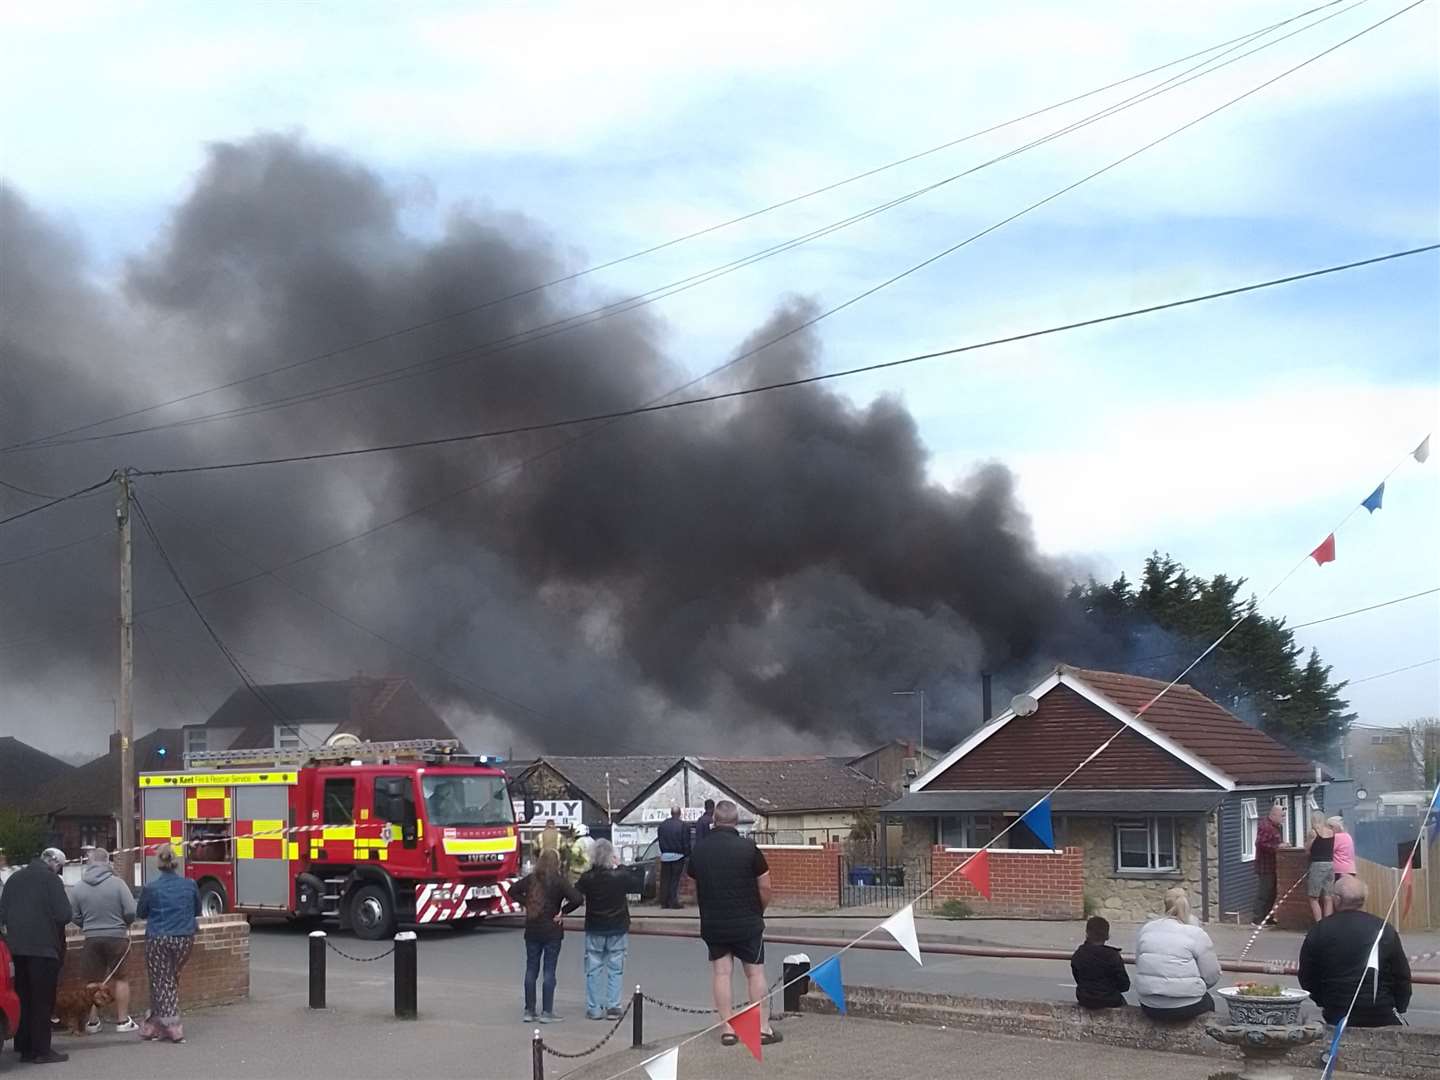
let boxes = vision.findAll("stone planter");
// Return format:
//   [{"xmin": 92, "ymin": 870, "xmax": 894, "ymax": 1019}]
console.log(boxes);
[
  {"xmin": 1215, "ymin": 986, "xmax": 1308, "ymax": 1025},
  {"xmin": 1210, "ymin": 987, "xmax": 1321, "ymax": 1080}
]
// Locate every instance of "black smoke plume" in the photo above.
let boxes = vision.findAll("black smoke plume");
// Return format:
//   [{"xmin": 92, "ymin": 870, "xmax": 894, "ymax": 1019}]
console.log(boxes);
[{"xmin": 0, "ymin": 135, "xmax": 1095, "ymax": 756}]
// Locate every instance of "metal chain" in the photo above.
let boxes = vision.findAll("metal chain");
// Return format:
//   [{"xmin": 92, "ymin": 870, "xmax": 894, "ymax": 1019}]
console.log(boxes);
[
  {"xmin": 539, "ymin": 999, "xmax": 633, "ymax": 1059},
  {"xmin": 324, "ymin": 940, "xmax": 397, "ymax": 963},
  {"xmin": 640, "ymin": 972, "xmax": 784, "ymax": 1016},
  {"xmin": 639, "ymin": 993, "xmax": 716, "ymax": 1016}
]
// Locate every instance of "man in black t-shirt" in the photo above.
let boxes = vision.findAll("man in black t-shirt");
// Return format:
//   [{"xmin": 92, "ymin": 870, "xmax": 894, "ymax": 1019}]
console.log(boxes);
[{"xmin": 686, "ymin": 801, "xmax": 781, "ymax": 1045}]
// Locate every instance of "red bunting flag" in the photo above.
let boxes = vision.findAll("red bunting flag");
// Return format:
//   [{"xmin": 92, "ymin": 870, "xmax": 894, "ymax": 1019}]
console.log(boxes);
[
  {"xmin": 1310, "ymin": 533, "xmax": 1336, "ymax": 567},
  {"xmin": 959, "ymin": 848, "xmax": 992, "ymax": 900},
  {"xmin": 730, "ymin": 1002, "xmax": 764, "ymax": 1063}
]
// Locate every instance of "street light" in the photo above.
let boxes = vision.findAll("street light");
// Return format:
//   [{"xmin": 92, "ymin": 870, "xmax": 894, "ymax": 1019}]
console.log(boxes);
[{"xmin": 892, "ymin": 689, "xmax": 925, "ymax": 766}]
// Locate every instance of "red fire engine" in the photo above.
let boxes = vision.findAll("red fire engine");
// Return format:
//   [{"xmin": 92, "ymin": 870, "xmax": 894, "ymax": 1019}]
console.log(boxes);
[{"xmin": 138, "ymin": 739, "xmax": 528, "ymax": 939}]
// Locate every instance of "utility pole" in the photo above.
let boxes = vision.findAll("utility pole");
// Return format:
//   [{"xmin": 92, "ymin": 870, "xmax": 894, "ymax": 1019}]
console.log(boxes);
[{"xmin": 116, "ymin": 472, "xmax": 135, "ymax": 880}]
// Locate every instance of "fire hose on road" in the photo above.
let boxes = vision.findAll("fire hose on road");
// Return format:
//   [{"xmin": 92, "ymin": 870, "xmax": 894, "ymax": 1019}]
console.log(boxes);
[{"xmin": 606, "ymin": 921, "xmax": 1440, "ymax": 985}]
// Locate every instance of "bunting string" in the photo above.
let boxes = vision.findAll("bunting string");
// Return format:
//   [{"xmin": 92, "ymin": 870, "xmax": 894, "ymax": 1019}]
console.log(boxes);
[{"xmin": 576, "ymin": 430, "xmax": 1432, "ymax": 1080}]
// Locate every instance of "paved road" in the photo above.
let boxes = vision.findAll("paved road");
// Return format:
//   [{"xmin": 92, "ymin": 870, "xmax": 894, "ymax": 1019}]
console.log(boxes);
[{"xmin": 20, "ymin": 919, "xmax": 1434, "ymax": 1078}]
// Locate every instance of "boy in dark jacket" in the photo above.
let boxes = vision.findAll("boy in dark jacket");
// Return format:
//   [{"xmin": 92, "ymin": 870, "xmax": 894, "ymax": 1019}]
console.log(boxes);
[{"xmin": 1071, "ymin": 916, "xmax": 1129, "ymax": 1009}]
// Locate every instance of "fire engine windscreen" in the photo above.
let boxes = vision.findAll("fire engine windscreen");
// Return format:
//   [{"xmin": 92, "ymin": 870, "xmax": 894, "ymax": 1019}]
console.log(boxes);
[{"xmin": 421, "ymin": 774, "xmax": 515, "ymax": 828}]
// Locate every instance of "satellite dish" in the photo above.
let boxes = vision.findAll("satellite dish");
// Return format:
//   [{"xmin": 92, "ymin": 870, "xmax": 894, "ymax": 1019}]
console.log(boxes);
[
  {"xmin": 1010, "ymin": 694, "xmax": 1039, "ymax": 717},
  {"xmin": 326, "ymin": 733, "xmax": 363, "ymax": 748}
]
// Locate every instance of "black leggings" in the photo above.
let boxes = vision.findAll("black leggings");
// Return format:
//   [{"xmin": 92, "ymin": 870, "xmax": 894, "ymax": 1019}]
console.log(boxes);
[{"xmin": 1142, "ymin": 993, "xmax": 1215, "ymax": 1022}]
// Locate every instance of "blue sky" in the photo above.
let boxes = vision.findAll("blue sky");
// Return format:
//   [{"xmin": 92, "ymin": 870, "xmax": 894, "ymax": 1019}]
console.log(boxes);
[{"xmin": 1, "ymin": 0, "xmax": 1437, "ymax": 734}]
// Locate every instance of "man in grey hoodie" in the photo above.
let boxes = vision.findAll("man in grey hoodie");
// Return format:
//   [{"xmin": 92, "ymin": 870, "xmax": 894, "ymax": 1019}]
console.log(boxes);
[{"xmin": 71, "ymin": 848, "xmax": 138, "ymax": 1032}]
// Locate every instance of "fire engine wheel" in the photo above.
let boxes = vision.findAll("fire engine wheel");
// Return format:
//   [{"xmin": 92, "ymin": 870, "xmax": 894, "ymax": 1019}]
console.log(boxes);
[
  {"xmin": 349, "ymin": 884, "xmax": 396, "ymax": 941},
  {"xmin": 198, "ymin": 880, "xmax": 228, "ymax": 918}
]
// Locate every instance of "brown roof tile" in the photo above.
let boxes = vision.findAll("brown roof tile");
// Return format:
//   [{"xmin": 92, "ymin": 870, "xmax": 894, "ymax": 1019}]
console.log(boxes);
[
  {"xmin": 1061, "ymin": 666, "xmax": 1319, "ymax": 786},
  {"xmin": 692, "ymin": 757, "xmax": 896, "ymax": 813}
]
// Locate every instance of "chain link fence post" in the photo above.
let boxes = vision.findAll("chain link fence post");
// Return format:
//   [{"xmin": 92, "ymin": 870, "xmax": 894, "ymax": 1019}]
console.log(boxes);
[
  {"xmin": 308, "ymin": 930, "xmax": 326, "ymax": 1010},
  {"xmin": 632, "ymin": 984, "xmax": 643, "ymax": 1048},
  {"xmin": 531, "ymin": 1028, "xmax": 545, "ymax": 1080}
]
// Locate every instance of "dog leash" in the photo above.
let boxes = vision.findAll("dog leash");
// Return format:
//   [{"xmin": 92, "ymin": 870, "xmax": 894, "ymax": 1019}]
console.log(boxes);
[{"xmin": 100, "ymin": 938, "xmax": 132, "ymax": 986}]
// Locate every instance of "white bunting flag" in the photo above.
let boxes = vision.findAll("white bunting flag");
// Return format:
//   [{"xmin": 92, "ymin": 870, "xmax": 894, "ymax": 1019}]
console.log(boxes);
[
  {"xmin": 641, "ymin": 1047, "xmax": 679, "ymax": 1080},
  {"xmin": 1415, "ymin": 434, "xmax": 1431, "ymax": 464},
  {"xmin": 1365, "ymin": 938, "xmax": 1381, "ymax": 1003},
  {"xmin": 881, "ymin": 904, "xmax": 923, "ymax": 966}
]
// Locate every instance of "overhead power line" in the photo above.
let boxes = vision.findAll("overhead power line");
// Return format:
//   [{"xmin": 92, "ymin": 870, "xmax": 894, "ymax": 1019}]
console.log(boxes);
[
  {"xmin": 129, "ymin": 244, "xmax": 1439, "ymax": 478},
  {"xmin": 112, "ymin": 0, "xmax": 1421, "ymax": 494},
  {"xmin": 1, "ymin": 0, "xmax": 1354, "ymax": 456},
  {"xmin": 0, "ymin": 475, "xmax": 115, "ymax": 530},
  {"xmin": 6, "ymin": 3, "xmax": 1367, "ymax": 456},
  {"xmin": 137, "ymin": 487, "xmax": 582, "ymax": 729},
  {"xmin": 0, "ymin": 530, "xmax": 108, "ymax": 571},
  {"xmin": 1125, "ymin": 586, "xmax": 1440, "ymax": 664},
  {"xmin": 1292, "ymin": 587, "xmax": 1440, "ymax": 630},
  {"xmin": 1347, "ymin": 657, "xmax": 1440, "ymax": 685},
  {"xmin": 129, "ymin": 490, "xmax": 307, "ymax": 740}
]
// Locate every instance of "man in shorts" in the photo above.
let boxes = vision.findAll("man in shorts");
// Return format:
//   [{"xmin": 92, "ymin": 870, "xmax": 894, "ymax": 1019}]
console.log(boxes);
[
  {"xmin": 70, "ymin": 847, "xmax": 137, "ymax": 1032},
  {"xmin": 686, "ymin": 801, "xmax": 781, "ymax": 1046}
]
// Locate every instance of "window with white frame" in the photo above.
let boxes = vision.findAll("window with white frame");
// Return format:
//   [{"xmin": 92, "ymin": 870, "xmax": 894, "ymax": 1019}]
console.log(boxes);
[
  {"xmin": 275, "ymin": 725, "xmax": 303, "ymax": 751},
  {"xmin": 185, "ymin": 727, "xmax": 207, "ymax": 756},
  {"xmin": 939, "ymin": 814, "xmax": 1000, "ymax": 849},
  {"xmin": 1114, "ymin": 818, "xmax": 1178, "ymax": 873},
  {"xmin": 1241, "ymin": 798, "xmax": 1258, "ymax": 862}
]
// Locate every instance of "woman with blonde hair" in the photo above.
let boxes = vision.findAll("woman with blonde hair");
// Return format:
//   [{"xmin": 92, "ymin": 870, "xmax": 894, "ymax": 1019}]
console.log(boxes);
[
  {"xmin": 136, "ymin": 843, "xmax": 201, "ymax": 1042},
  {"xmin": 1134, "ymin": 887, "xmax": 1221, "ymax": 1022},
  {"xmin": 1328, "ymin": 816, "xmax": 1356, "ymax": 882},
  {"xmin": 1306, "ymin": 812, "xmax": 1335, "ymax": 922}
]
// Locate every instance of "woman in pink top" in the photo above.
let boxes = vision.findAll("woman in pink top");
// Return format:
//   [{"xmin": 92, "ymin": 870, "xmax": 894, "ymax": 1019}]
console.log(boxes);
[{"xmin": 1327, "ymin": 816, "xmax": 1356, "ymax": 878}]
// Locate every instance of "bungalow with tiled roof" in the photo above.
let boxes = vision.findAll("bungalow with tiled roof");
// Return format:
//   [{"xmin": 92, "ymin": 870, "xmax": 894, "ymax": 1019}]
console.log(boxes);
[{"xmin": 885, "ymin": 665, "xmax": 1325, "ymax": 922}]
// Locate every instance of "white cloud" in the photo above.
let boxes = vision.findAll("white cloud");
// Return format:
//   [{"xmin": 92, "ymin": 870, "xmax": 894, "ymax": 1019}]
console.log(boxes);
[{"xmin": 934, "ymin": 378, "xmax": 1437, "ymax": 551}]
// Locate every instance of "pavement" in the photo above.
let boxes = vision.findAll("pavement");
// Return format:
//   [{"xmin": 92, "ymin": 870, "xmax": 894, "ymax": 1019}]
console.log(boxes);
[
  {"xmin": 561, "ymin": 1013, "xmax": 1381, "ymax": 1080},
  {"xmin": 10, "ymin": 912, "xmax": 1434, "ymax": 1078}
]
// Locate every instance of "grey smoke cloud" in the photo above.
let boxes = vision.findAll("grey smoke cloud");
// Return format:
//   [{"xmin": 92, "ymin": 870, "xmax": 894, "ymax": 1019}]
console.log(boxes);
[{"xmin": 1, "ymin": 134, "xmax": 1093, "ymax": 756}]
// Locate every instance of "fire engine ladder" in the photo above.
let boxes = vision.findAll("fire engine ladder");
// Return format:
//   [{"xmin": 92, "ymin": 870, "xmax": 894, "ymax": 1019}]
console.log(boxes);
[{"xmin": 183, "ymin": 738, "xmax": 464, "ymax": 769}]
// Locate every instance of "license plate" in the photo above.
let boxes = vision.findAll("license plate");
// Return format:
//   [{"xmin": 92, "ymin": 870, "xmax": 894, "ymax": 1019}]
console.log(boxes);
[{"xmin": 468, "ymin": 885, "xmax": 499, "ymax": 900}]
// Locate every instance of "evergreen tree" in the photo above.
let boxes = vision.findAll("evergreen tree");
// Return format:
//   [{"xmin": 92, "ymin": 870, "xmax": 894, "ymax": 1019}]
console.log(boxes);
[{"xmin": 1070, "ymin": 552, "xmax": 1354, "ymax": 758}]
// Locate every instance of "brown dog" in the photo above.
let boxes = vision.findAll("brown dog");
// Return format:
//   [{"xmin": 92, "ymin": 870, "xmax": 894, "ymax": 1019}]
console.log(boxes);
[{"xmin": 54, "ymin": 983, "xmax": 115, "ymax": 1035}]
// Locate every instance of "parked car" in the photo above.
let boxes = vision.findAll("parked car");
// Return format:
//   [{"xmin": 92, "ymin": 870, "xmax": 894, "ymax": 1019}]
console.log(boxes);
[
  {"xmin": 0, "ymin": 939, "xmax": 19, "ymax": 1054},
  {"xmin": 621, "ymin": 840, "xmax": 660, "ymax": 902}
]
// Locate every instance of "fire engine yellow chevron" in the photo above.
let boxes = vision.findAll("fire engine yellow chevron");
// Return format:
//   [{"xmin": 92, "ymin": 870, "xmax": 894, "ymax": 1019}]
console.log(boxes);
[{"xmin": 441, "ymin": 836, "xmax": 518, "ymax": 855}]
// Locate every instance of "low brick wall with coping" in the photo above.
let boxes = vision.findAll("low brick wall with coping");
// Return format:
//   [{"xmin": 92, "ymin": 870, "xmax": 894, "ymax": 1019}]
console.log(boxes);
[
  {"xmin": 931, "ymin": 845, "xmax": 1085, "ymax": 919},
  {"xmin": 60, "ymin": 914, "xmax": 250, "ymax": 1012},
  {"xmin": 758, "ymin": 843, "xmax": 841, "ymax": 908},
  {"xmin": 801, "ymin": 983, "xmax": 1438, "ymax": 1079}
]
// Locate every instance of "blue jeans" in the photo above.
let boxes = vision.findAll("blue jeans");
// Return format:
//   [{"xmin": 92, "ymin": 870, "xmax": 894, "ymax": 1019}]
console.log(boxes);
[
  {"xmin": 584, "ymin": 931, "xmax": 628, "ymax": 1016},
  {"xmin": 524, "ymin": 937, "xmax": 563, "ymax": 1015}
]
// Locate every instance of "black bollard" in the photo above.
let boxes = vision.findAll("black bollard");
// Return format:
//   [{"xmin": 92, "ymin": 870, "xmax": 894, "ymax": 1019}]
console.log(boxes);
[
  {"xmin": 782, "ymin": 954, "xmax": 811, "ymax": 1013},
  {"xmin": 394, "ymin": 931, "xmax": 418, "ymax": 1019},
  {"xmin": 531, "ymin": 1028, "xmax": 545, "ymax": 1080},
  {"xmin": 631, "ymin": 984, "xmax": 643, "ymax": 1048},
  {"xmin": 308, "ymin": 930, "xmax": 327, "ymax": 1010}
]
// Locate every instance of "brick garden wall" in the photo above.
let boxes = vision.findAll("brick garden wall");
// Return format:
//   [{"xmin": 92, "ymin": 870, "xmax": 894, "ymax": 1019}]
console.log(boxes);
[
  {"xmin": 931, "ymin": 846, "xmax": 1084, "ymax": 919},
  {"xmin": 1273, "ymin": 846, "xmax": 1313, "ymax": 930},
  {"xmin": 60, "ymin": 914, "xmax": 249, "ymax": 1012},
  {"xmin": 757, "ymin": 843, "xmax": 841, "ymax": 908}
]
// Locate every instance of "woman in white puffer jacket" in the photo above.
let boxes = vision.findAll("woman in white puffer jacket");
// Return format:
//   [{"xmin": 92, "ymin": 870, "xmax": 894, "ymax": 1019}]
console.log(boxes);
[{"xmin": 1133, "ymin": 888, "xmax": 1221, "ymax": 1021}]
